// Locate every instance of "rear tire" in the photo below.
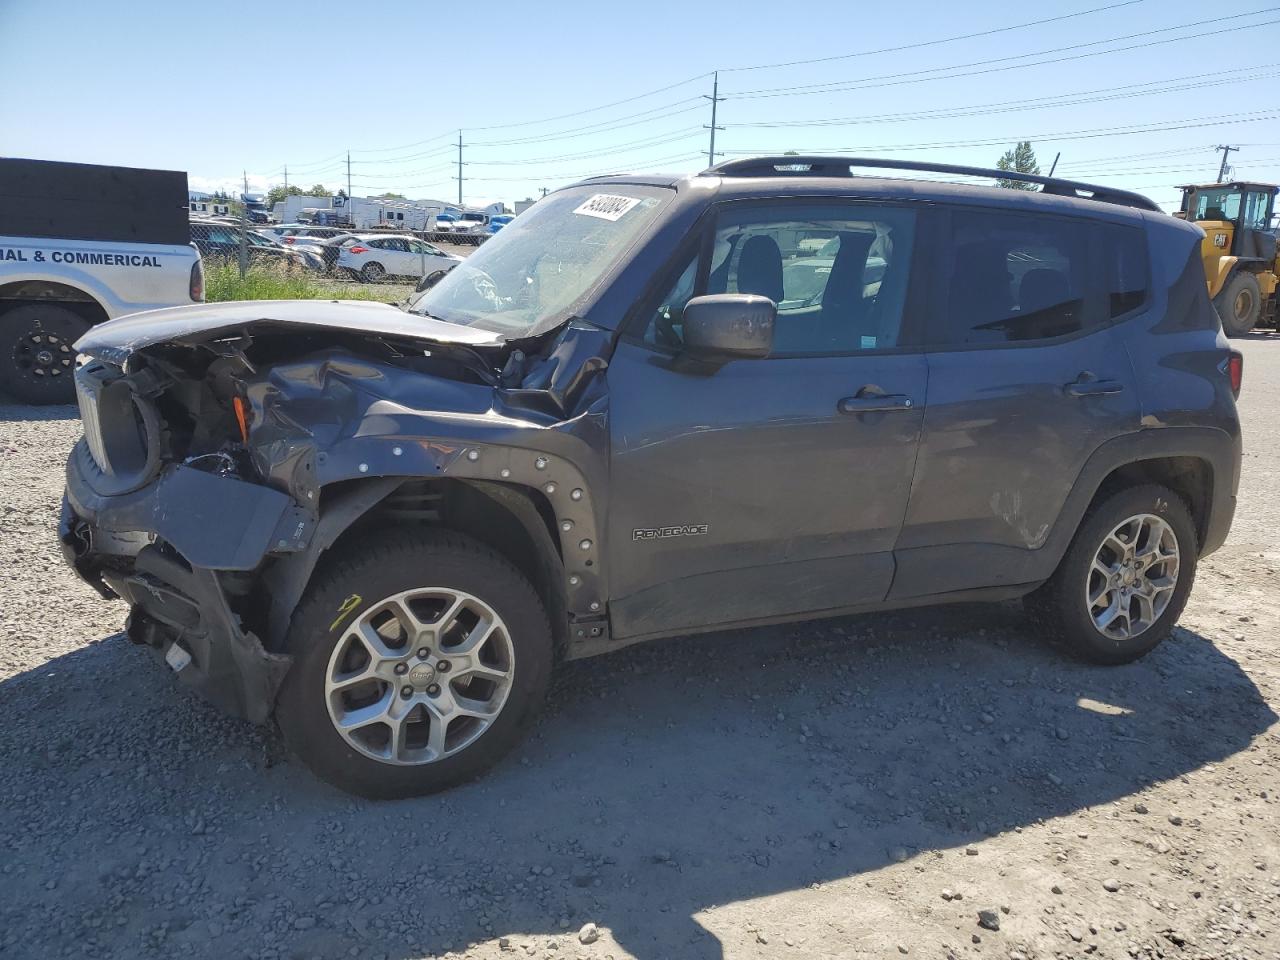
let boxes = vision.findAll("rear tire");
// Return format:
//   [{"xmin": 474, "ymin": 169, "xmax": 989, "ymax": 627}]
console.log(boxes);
[
  {"xmin": 1027, "ymin": 484, "xmax": 1197, "ymax": 665},
  {"xmin": 1214, "ymin": 271, "xmax": 1262, "ymax": 337},
  {"xmin": 0, "ymin": 303, "xmax": 89, "ymax": 404},
  {"xmin": 360, "ymin": 262, "xmax": 386, "ymax": 283},
  {"xmin": 275, "ymin": 528, "xmax": 554, "ymax": 798}
]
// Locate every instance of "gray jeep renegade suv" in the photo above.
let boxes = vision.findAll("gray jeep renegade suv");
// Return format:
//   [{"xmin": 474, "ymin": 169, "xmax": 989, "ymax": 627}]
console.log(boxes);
[{"xmin": 61, "ymin": 156, "xmax": 1243, "ymax": 797}]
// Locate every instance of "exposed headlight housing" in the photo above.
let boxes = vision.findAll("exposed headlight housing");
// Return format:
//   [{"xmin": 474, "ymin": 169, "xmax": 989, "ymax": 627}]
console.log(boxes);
[{"xmin": 74, "ymin": 361, "xmax": 163, "ymax": 495}]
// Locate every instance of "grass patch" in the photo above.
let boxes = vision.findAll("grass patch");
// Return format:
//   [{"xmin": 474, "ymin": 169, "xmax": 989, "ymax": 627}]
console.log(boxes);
[{"xmin": 203, "ymin": 260, "xmax": 403, "ymax": 303}]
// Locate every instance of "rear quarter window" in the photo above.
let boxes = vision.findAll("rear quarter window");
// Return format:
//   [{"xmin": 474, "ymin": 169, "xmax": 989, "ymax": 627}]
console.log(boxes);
[{"xmin": 938, "ymin": 208, "xmax": 1148, "ymax": 346}]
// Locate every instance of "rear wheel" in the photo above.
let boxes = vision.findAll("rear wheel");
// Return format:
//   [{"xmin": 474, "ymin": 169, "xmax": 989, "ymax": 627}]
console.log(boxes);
[
  {"xmin": 275, "ymin": 528, "xmax": 554, "ymax": 798},
  {"xmin": 1214, "ymin": 271, "xmax": 1262, "ymax": 337},
  {"xmin": 1027, "ymin": 484, "xmax": 1197, "ymax": 665},
  {"xmin": 360, "ymin": 262, "xmax": 386, "ymax": 283},
  {"xmin": 0, "ymin": 303, "xmax": 89, "ymax": 404}
]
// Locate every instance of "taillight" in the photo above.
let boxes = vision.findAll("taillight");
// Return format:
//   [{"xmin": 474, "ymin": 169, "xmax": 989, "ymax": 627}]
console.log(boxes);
[
  {"xmin": 348, "ymin": 245, "xmax": 369, "ymax": 254},
  {"xmin": 1227, "ymin": 351, "xmax": 1243, "ymax": 398},
  {"xmin": 189, "ymin": 259, "xmax": 204, "ymax": 302}
]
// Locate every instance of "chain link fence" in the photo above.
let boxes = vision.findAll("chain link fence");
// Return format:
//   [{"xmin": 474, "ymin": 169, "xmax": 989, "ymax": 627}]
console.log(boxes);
[{"xmin": 188, "ymin": 217, "xmax": 483, "ymax": 284}]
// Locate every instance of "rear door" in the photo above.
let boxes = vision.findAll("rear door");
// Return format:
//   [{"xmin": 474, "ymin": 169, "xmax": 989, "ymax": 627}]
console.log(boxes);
[
  {"xmin": 891, "ymin": 205, "xmax": 1148, "ymax": 599},
  {"xmin": 606, "ymin": 199, "xmax": 931, "ymax": 639}
]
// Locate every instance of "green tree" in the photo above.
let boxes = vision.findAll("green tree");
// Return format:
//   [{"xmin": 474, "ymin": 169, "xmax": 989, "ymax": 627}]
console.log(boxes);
[
  {"xmin": 996, "ymin": 141, "xmax": 1040, "ymax": 189},
  {"xmin": 265, "ymin": 184, "xmax": 303, "ymax": 207},
  {"xmin": 304, "ymin": 183, "xmax": 329, "ymax": 197},
  {"xmin": 372, "ymin": 191, "xmax": 406, "ymax": 200}
]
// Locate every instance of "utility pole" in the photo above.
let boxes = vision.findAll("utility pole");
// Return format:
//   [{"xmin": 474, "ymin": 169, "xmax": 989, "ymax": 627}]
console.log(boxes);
[
  {"xmin": 703, "ymin": 71, "xmax": 725, "ymax": 168},
  {"xmin": 283, "ymin": 164, "xmax": 288, "ymax": 192},
  {"xmin": 456, "ymin": 131, "xmax": 464, "ymax": 206},
  {"xmin": 1216, "ymin": 144, "xmax": 1238, "ymax": 182},
  {"xmin": 539, "ymin": 187, "xmax": 549, "ymax": 199},
  {"xmin": 346, "ymin": 151, "xmax": 352, "ymax": 200}
]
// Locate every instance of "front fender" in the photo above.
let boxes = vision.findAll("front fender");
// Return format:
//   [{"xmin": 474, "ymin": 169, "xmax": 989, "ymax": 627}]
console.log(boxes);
[{"xmin": 242, "ymin": 350, "xmax": 610, "ymax": 634}]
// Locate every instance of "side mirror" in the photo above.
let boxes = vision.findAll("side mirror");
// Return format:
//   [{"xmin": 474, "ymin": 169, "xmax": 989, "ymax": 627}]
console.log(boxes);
[
  {"xmin": 416, "ymin": 269, "xmax": 447, "ymax": 293},
  {"xmin": 681, "ymin": 294, "xmax": 775, "ymax": 361}
]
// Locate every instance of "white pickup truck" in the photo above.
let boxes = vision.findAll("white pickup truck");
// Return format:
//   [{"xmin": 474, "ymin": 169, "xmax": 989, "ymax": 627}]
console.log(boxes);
[{"xmin": 0, "ymin": 159, "xmax": 203, "ymax": 403}]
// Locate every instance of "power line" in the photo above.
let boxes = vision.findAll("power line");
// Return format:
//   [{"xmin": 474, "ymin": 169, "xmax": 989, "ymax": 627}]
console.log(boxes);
[
  {"xmin": 722, "ymin": 109, "xmax": 1280, "ymax": 154},
  {"xmin": 727, "ymin": 8, "xmax": 1280, "ymax": 99},
  {"xmin": 722, "ymin": 68, "xmax": 1279, "ymax": 129},
  {"xmin": 466, "ymin": 128, "xmax": 705, "ymax": 166},
  {"xmin": 469, "ymin": 99, "xmax": 705, "ymax": 147},
  {"xmin": 465, "ymin": 73, "xmax": 712, "ymax": 132},
  {"xmin": 719, "ymin": 0, "xmax": 1145, "ymax": 72}
]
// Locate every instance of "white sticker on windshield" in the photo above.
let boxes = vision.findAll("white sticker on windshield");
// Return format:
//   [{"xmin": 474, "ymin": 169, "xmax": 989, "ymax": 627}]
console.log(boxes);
[{"xmin": 573, "ymin": 194, "xmax": 641, "ymax": 221}]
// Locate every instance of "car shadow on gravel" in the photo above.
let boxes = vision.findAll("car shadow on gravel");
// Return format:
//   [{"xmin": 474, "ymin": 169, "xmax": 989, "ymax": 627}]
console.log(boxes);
[{"xmin": 1, "ymin": 603, "xmax": 1274, "ymax": 960}]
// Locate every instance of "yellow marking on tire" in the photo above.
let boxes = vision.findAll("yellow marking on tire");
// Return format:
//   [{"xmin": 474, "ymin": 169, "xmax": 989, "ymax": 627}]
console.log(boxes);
[{"xmin": 329, "ymin": 594, "xmax": 363, "ymax": 632}]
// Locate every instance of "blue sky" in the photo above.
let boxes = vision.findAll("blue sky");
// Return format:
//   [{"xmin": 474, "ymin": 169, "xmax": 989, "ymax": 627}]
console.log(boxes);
[{"xmin": 1, "ymin": 0, "xmax": 1277, "ymax": 210}]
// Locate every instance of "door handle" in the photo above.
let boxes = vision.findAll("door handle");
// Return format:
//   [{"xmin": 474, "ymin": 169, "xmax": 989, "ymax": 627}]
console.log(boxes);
[
  {"xmin": 1064, "ymin": 373, "xmax": 1124, "ymax": 397},
  {"xmin": 838, "ymin": 392, "xmax": 915, "ymax": 414}
]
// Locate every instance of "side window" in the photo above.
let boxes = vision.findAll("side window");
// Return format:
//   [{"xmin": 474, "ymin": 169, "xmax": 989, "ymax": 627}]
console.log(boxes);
[
  {"xmin": 641, "ymin": 204, "xmax": 917, "ymax": 355},
  {"xmin": 387, "ymin": 238, "xmax": 410, "ymax": 252},
  {"xmin": 1243, "ymin": 191, "xmax": 1272, "ymax": 230},
  {"xmin": 368, "ymin": 238, "xmax": 388, "ymax": 250},
  {"xmin": 643, "ymin": 254, "xmax": 699, "ymax": 349},
  {"xmin": 941, "ymin": 210, "xmax": 1147, "ymax": 345}
]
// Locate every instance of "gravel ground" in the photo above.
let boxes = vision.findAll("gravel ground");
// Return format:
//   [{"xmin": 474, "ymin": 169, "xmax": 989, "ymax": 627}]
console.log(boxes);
[{"xmin": 1, "ymin": 336, "xmax": 1277, "ymax": 960}]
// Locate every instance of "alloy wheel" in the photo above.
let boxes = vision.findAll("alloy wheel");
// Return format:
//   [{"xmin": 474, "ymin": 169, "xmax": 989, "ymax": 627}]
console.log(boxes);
[
  {"xmin": 1086, "ymin": 513, "xmax": 1180, "ymax": 641},
  {"xmin": 324, "ymin": 588, "xmax": 515, "ymax": 765}
]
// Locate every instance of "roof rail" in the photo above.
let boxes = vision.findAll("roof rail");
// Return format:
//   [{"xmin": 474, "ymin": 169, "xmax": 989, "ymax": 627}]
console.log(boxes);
[{"xmin": 703, "ymin": 156, "xmax": 1161, "ymax": 212}]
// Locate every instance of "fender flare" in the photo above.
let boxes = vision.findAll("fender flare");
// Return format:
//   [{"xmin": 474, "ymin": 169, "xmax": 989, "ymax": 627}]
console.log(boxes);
[
  {"xmin": 260, "ymin": 438, "xmax": 606, "ymax": 654},
  {"xmin": 1038, "ymin": 425, "xmax": 1237, "ymax": 571}
]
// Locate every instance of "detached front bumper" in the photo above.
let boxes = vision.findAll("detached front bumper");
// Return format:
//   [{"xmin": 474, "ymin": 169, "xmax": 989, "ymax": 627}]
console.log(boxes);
[{"xmin": 61, "ymin": 441, "xmax": 310, "ymax": 722}]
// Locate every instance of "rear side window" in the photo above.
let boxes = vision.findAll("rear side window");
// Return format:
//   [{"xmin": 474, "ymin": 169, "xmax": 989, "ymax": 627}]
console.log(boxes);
[{"xmin": 940, "ymin": 210, "xmax": 1148, "ymax": 345}]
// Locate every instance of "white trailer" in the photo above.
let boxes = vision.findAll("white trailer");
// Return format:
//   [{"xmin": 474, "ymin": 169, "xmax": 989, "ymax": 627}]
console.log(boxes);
[{"xmin": 275, "ymin": 194, "xmax": 335, "ymax": 224}]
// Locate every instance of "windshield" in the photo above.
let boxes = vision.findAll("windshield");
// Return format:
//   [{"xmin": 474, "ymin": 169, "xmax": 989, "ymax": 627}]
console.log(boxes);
[
  {"xmin": 1193, "ymin": 187, "xmax": 1242, "ymax": 221},
  {"xmin": 409, "ymin": 184, "xmax": 671, "ymax": 337}
]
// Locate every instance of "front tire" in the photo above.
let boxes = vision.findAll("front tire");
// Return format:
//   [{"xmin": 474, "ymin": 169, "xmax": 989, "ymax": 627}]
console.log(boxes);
[
  {"xmin": 1214, "ymin": 271, "xmax": 1262, "ymax": 337},
  {"xmin": 0, "ymin": 303, "xmax": 90, "ymax": 404},
  {"xmin": 276, "ymin": 528, "xmax": 553, "ymax": 798},
  {"xmin": 360, "ymin": 261, "xmax": 386, "ymax": 283},
  {"xmin": 1027, "ymin": 484, "xmax": 1197, "ymax": 665}
]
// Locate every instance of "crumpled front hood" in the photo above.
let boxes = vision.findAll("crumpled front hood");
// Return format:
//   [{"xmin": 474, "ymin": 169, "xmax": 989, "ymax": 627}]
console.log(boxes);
[{"xmin": 75, "ymin": 299, "xmax": 505, "ymax": 359}]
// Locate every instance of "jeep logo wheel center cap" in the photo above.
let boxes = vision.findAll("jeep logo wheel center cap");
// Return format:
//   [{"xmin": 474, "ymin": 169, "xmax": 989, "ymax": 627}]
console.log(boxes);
[{"xmin": 408, "ymin": 663, "xmax": 437, "ymax": 688}]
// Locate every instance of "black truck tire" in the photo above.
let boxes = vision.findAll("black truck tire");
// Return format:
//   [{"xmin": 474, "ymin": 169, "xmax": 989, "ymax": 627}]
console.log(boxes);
[
  {"xmin": 1027, "ymin": 484, "xmax": 1197, "ymax": 666},
  {"xmin": 0, "ymin": 303, "xmax": 90, "ymax": 405},
  {"xmin": 276, "ymin": 528, "xmax": 554, "ymax": 799},
  {"xmin": 1214, "ymin": 271, "xmax": 1262, "ymax": 337}
]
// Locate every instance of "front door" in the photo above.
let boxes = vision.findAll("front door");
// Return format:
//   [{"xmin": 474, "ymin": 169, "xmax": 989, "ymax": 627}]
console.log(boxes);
[
  {"xmin": 892, "ymin": 205, "xmax": 1148, "ymax": 598},
  {"xmin": 606, "ymin": 200, "xmax": 929, "ymax": 640}
]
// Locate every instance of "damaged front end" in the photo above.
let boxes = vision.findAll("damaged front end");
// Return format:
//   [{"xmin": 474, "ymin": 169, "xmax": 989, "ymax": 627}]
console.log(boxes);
[{"xmin": 61, "ymin": 300, "xmax": 611, "ymax": 723}]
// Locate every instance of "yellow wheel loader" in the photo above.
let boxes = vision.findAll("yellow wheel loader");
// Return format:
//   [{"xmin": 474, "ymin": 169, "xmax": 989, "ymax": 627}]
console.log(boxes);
[{"xmin": 1176, "ymin": 181, "xmax": 1278, "ymax": 336}]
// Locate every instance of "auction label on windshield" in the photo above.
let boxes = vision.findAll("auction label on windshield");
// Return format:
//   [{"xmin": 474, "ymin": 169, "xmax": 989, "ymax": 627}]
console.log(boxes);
[{"xmin": 573, "ymin": 194, "xmax": 641, "ymax": 221}]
